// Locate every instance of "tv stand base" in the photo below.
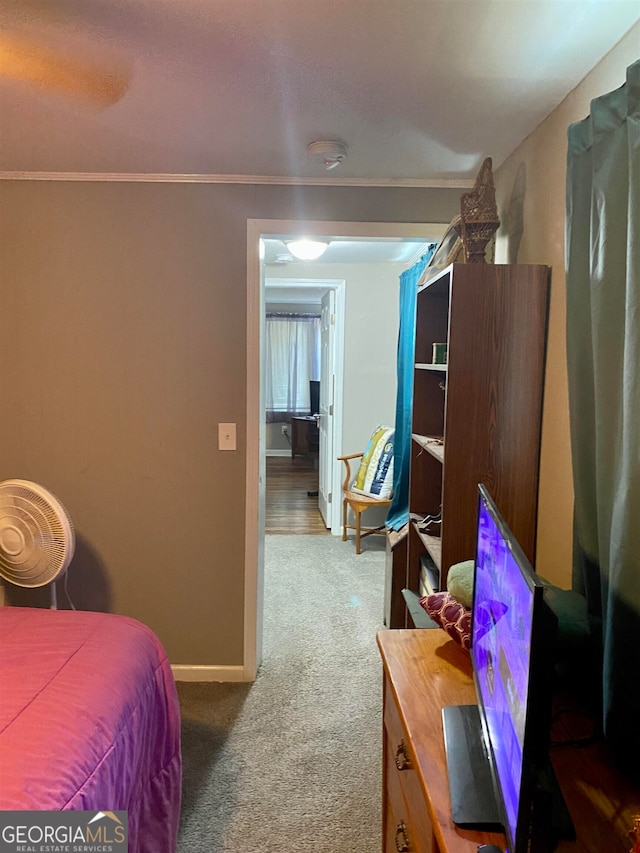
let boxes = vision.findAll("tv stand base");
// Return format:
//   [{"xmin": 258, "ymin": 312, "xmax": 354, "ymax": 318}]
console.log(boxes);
[{"xmin": 442, "ymin": 704, "xmax": 503, "ymax": 828}]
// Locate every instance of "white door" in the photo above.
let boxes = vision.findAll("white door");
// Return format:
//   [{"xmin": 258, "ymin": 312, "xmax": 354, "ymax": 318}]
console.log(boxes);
[{"xmin": 318, "ymin": 289, "xmax": 335, "ymax": 526}]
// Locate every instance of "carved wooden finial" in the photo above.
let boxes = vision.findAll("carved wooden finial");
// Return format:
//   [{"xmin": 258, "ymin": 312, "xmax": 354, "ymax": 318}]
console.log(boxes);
[{"xmin": 454, "ymin": 156, "xmax": 501, "ymax": 263}]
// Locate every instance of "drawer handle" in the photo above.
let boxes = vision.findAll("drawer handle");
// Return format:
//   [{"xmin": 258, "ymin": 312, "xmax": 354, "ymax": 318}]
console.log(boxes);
[
  {"xmin": 395, "ymin": 740, "xmax": 412, "ymax": 771},
  {"xmin": 395, "ymin": 822, "xmax": 410, "ymax": 852}
]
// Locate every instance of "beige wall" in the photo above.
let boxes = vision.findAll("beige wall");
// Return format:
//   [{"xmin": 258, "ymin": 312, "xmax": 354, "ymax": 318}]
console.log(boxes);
[
  {"xmin": 493, "ymin": 24, "xmax": 640, "ymax": 587},
  {"xmin": 0, "ymin": 180, "xmax": 460, "ymax": 665},
  {"xmin": 340, "ymin": 262, "xmax": 405, "ymax": 452}
]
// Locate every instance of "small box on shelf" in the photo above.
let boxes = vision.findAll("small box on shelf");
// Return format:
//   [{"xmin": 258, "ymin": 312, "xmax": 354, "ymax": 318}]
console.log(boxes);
[{"xmin": 432, "ymin": 342, "xmax": 448, "ymax": 364}]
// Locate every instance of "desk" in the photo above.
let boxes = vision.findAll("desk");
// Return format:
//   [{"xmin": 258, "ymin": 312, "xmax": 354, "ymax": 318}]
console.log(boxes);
[
  {"xmin": 377, "ymin": 629, "xmax": 640, "ymax": 853},
  {"xmin": 291, "ymin": 416, "xmax": 319, "ymax": 459}
]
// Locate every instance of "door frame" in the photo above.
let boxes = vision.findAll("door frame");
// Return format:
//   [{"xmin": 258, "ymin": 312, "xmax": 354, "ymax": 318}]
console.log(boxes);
[
  {"xmin": 245, "ymin": 218, "xmax": 448, "ymax": 679},
  {"xmin": 318, "ymin": 285, "xmax": 338, "ymax": 530}
]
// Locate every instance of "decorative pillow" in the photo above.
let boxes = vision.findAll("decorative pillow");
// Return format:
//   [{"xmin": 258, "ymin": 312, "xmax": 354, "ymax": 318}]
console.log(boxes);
[
  {"xmin": 446, "ymin": 560, "xmax": 474, "ymax": 608},
  {"xmin": 419, "ymin": 591, "xmax": 471, "ymax": 652},
  {"xmin": 351, "ymin": 425, "xmax": 395, "ymax": 500}
]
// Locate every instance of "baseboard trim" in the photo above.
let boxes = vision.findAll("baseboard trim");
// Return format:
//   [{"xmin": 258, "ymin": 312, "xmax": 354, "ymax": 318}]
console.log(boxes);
[
  {"xmin": 171, "ymin": 664, "xmax": 250, "ymax": 682},
  {"xmin": 266, "ymin": 449, "xmax": 292, "ymax": 457}
]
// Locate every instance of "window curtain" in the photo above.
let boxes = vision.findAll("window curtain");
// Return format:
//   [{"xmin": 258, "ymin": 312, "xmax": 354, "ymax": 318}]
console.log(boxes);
[
  {"xmin": 264, "ymin": 313, "xmax": 321, "ymax": 423},
  {"xmin": 565, "ymin": 59, "xmax": 640, "ymax": 777},
  {"xmin": 386, "ymin": 247, "xmax": 437, "ymax": 531}
]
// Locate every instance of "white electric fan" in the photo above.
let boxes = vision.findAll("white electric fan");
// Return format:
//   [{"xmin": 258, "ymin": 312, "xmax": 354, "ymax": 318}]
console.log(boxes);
[{"xmin": 0, "ymin": 479, "xmax": 75, "ymax": 609}]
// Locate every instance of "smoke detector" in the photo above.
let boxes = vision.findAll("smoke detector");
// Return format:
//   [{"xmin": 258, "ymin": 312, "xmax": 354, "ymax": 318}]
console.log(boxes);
[{"xmin": 307, "ymin": 140, "xmax": 348, "ymax": 171}]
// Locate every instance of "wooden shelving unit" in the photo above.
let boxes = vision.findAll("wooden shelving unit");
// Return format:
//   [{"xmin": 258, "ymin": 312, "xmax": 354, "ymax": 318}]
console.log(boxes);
[{"xmin": 405, "ymin": 262, "xmax": 550, "ymax": 612}]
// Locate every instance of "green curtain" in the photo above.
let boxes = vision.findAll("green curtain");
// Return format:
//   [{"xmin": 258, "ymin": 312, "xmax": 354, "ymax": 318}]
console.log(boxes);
[{"xmin": 566, "ymin": 59, "xmax": 640, "ymax": 778}]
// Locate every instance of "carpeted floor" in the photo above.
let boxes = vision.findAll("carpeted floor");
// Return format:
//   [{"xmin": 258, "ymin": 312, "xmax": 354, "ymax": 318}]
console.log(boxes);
[{"xmin": 176, "ymin": 534, "xmax": 386, "ymax": 853}]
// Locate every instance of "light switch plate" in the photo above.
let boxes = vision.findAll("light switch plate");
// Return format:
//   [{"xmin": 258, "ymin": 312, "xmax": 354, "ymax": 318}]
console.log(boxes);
[{"xmin": 218, "ymin": 423, "xmax": 236, "ymax": 451}]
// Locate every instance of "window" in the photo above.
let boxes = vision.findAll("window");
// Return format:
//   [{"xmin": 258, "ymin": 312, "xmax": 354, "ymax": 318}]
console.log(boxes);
[{"xmin": 265, "ymin": 313, "xmax": 321, "ymax": 422}]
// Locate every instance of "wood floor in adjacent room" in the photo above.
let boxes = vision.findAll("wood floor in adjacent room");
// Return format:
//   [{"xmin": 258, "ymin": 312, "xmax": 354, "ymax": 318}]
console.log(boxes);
[{"xmin": 265, "ymin": 456, "xmax": 330, "ymax": 535}]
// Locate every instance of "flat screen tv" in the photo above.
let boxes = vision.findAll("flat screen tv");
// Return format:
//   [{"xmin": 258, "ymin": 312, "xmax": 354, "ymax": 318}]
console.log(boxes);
[
  {"xmin": 442, "ymin": 484, "xmax": 573, "ymax": 853},
  {"xmin": 309, "ymin": 379, "xmax": 320, "ymax": 416}
]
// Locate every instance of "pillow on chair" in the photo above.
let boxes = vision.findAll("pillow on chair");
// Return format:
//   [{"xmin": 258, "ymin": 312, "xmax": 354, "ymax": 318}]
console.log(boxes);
[{"xmin": 351, "ymin": 425, "xmax": 395, "ymax": 500}]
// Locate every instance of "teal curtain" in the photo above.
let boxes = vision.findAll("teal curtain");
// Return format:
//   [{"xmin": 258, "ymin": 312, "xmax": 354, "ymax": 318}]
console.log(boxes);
[
  {"xmin": 565, "ymin": 59, "xmax": 640, "ymax": 778},
  {"xmin": 386, "ymin": 248, "xmax": 436, "ymax": 531}
]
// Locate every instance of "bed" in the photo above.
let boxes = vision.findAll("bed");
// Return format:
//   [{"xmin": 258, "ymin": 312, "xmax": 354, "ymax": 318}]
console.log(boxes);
[{"xmin": 0, "ymin": 606, "xmax": 182, "ymax": 853}]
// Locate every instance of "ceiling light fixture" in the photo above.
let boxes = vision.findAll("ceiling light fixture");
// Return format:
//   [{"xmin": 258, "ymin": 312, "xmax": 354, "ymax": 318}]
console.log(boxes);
[
  {"xmin": 286, "ymin": 239, "xmax": 330, "ymax": 261},
  {"xmin": 307, "ymin": 140, "xmax": 348, "ymax": 171}
]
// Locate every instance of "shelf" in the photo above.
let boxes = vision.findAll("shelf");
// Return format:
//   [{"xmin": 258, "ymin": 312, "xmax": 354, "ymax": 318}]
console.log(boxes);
[
  {"xmin": 415, "ymin": 363, "xmax": 448, "ymax": 372},
  {"xmin": 411, "ymin": 521, "xmax": 442, "ymax": 569},
  {"xmin": 401, "ymin": 589, "xmax": 438, "ymax": 628},
  {"xmin": 412, "ymin": 433, "xmax": 444, "ymax": 463}
]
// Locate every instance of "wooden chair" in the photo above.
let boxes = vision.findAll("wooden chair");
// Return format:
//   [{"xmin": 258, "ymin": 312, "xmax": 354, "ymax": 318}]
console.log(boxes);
[{"xmin": 338, "ymin": 452, "xmax": 392, "ymax": 554}]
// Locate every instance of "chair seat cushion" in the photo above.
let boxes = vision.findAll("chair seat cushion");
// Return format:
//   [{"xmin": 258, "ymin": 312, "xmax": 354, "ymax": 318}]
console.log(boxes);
[
  {"xmin": 350, "ymin": 425, "xmax": 395, "ymax": 500},
  {"xmin": 344, "ymin": 489, "xmax": 392, "ymax": 506}
]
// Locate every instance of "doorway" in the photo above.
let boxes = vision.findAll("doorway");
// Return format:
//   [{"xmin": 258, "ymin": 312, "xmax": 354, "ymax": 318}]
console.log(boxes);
[
  {"xmin": 245, "ymin": 219, "xmax": 448, "ymax": 678},
  {"xmin": 263, "ymin": 275, "xmax": 345, "ymax": 534}
]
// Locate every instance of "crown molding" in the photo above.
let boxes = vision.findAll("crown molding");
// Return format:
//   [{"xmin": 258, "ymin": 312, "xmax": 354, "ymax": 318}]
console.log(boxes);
[{"xmin": 0, "ymin": 170, "xmax": 472, "ymax": 188}]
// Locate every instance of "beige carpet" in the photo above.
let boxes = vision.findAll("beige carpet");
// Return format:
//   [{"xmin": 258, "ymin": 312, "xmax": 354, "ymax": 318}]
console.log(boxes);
[{"xmin": 176, "ymin": 534, "xmax": 386, "ymax": 853}]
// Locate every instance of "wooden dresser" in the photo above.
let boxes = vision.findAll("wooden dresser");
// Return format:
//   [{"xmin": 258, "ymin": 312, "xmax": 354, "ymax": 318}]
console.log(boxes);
[
  {"xmin": 377, "ymin": 629, "xmax": 640, "ymax": 853},
  {"xmin": 290, "ymin": 415, "xmax": 319, "ymax": 459}
]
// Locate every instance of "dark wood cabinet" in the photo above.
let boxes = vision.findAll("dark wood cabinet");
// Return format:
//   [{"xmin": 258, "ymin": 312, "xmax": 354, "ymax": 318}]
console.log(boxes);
[
  {"xmin": 290, "ymin": 416, "xmax": 319, "ymax": 459},
  {"xmin": 407, "ymin": 263, "xmax": 550, "ymax": 602}
]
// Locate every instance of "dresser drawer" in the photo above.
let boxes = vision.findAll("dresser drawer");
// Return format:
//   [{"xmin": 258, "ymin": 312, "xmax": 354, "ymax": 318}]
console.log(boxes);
[
  {"xmin": 385, "ymin": 810, "xmax": 416, "ymax": 853},
  {"xmin": 386, "ymin": 744, "xmax": 420, "ymax": 853},
  {"xmin": 385, "ymin": 687, "xmax": 437, "ymax": 853}
]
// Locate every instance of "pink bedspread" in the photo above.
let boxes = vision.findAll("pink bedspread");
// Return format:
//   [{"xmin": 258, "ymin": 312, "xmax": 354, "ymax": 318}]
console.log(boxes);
[{"xmin": 0, "ymin": 607, "xmax": 182, "ymax": 853}]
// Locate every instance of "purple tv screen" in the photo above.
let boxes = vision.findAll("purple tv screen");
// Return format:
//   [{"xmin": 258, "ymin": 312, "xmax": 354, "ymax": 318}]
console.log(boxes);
[{"xmin": 472, "ymin": 496, "xmax": 536, "ymax": 846}]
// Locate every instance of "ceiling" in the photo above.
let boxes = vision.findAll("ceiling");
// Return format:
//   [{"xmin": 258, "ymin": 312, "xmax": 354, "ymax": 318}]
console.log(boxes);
[
  {"xmin": 0, "ymin": 0, "xmax": 638, "ymax": 181},
  {"xmin": 264, "ymin": 236, "xmax": 436, "ymax": 304},
  {"xmin": 263, "ymin": 236, "xmax": 434, "ymax": 265}
]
